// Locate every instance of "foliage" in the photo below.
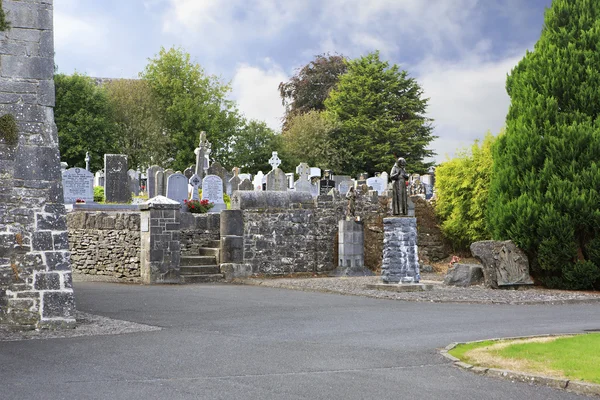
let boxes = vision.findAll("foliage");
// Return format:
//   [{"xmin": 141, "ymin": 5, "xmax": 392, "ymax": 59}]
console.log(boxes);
[
  {"xmin": 0, "ymin": 0, "xmax": 10, "ymax": 32},
  {"xmin": 279, "ymin": 53, "xmax": 347, "ymax": 129},
  {"xmin": 324, "ymin": 51, "xmax": 436, "ymax": 176},
  {"xmin": 281, "ymin": 110, "xmax": 346, "ymax": 172},
  {"xmin": 184, "ymin": 199, "xmax": 213, "ymax": 214},
  {"xmin": 140, "ymin": 47, "xmax": 241, "ymax": 171},
  {"xmin": 435, "ymin": 132, "xmax": 496, "ymax": 250},
  {"xmin": 55, "ymin": 73, "xmax": 118, "ymax": 171},
  {"xmin": 487, "ymin": 0, "xmax": 600, "ymax": 290},
  {"xmin": 93, "ymin": 186, "xmax": 104, "ymax": 203},
  {"xmin": 227, "ymin": 120, "xmax": 283, "ymax": 173},
  {"xmin": 0, "ymin": 114, "xmax": 18, "ymax": 146},
  {"xmin": 104, "ymin": 79, "xmax": 169, "ymax": 169}
]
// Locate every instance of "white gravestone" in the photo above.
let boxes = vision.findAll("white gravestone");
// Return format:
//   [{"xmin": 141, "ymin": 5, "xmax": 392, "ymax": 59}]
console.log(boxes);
[
  {"xmin": 253, "ymin": 171, "xmax": 264, "ymax": 191},
  {"xmin": 202, "ymin": 175, "xmax": 226, "ymax": 213},
  {"xmin": 269, "ymin": 151, "xmax": 281, "ymax": 170},
  {"xmin": 338, "ymin": 180, "xmax": 354, "ymax": 195},
  {"xmin": 294, "ymin": 163, "xmax": 312, "ymax": 193},
  {"xmin": 166, "ymin": 173, "xmax": 189, "ymax": 207},
  {"xmin": 366, "ymin": 177, "xmax": 386, "ymax": 195},
  {"xmin": 63, "ymin": 167, "xmax": 94, "ymax": 204}
]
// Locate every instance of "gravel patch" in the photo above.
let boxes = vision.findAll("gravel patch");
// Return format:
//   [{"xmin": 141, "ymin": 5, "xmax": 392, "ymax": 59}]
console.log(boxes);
[
  {"xmin": 0, "ymin": 312, "xmax": 160, "ymax": 342},
  {"xmin": 236, "ymin": 274, "xmax": 600, "ymax": 305}
]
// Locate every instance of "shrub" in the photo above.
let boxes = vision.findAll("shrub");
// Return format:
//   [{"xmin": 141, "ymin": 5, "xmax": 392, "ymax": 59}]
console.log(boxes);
[{"xmin": 93, "ymin": 186, "xmax": 104, "ymax": 203}]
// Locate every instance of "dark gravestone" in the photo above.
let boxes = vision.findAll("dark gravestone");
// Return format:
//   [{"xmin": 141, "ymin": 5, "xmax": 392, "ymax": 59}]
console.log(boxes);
[
  {"xmin": 238, "ymin": 179, "xmax": 253, "ymax": 191},
  {"xmin": 128, "ymin": 169, "xmax": 140, "ymax": 196},
  {"xmin": 184, "ymin": 167, "xmax": 194, "ymax": 180},
  {"xmin": 319, "ymin": 170, "xmax": 335, "ymax": 196},
  {"xmin": 104, "ymin": 154, "xmax": 131, "ymax": 203}
]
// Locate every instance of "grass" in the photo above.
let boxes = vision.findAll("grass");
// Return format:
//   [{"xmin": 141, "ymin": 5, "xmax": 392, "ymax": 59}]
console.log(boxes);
[{"xmin": 449, "ymin": 334, "xmax": 600, "ymax": 384}]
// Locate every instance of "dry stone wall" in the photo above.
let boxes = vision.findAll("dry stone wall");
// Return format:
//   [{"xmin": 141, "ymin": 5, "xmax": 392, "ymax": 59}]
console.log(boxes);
[
  {"xmin": 66, "ymin": 212, "xmax": 141, "ymax": 279},
  {"xmin": 180, "ymin": 213, "xmax": 220, "ymax": 256}
]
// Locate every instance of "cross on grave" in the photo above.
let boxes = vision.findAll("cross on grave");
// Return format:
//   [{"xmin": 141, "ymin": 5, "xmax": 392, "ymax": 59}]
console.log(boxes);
[
  {"xmin": 194, "ymin": 131, "xmax": 212, "ymax": 176},
  {"xmin": 189, "ymin": 173, "xmax": 201, "ymax": 200},
  {"xmin": 85, "ymin": 151, "xmax": 91, "ymax": 171},
  {"xmin": 269, "ymin": 151, "xmax": 281, "ymax": 170}
]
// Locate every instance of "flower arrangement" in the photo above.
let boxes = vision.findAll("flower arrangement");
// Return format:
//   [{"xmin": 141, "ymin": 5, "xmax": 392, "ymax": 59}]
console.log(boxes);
[
  {"xmin": 75, "ymin": 198, "xmax": 86, "ymax": 204},
  {"xmin": 184, "ymin": 199, "xmax": 214, "ymax": 214}
]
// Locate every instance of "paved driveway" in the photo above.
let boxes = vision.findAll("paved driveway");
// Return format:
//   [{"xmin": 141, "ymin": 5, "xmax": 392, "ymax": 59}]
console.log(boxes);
[{"xmin": 2, "ymin": 282, "xmax": 599, "ymax": 399}]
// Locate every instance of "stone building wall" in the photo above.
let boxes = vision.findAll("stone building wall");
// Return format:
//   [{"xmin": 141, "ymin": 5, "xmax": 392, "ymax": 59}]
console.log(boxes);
[
  {"xmin": 180, "ymin": 213, "xmax": 220, "ymax": 256},
  {"xmin": 66, "ymin": 212, "xmax": 141, "ymax": 279},
  {"xmin": 0, "ymin": 0, "xmax": 76, "ymax": 328}
]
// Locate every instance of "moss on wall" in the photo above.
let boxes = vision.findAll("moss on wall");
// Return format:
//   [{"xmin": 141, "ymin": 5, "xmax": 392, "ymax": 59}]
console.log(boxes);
[
  {"xmin": 0, "ymin": 1, "xmax": 10, "ymax": 32},
  {"xmin": 0, "ymin": 114, "xmax": 18, "ymax": 146}
]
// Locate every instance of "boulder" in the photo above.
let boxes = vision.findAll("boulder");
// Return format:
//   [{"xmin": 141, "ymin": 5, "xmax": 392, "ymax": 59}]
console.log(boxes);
[
  {"xmin": 470, "ymin": 240, "xmax": 534, "ymax": 288},
  {"xmin": 443, "ymin": 263, "xmax": 484, "ymax": 287}
]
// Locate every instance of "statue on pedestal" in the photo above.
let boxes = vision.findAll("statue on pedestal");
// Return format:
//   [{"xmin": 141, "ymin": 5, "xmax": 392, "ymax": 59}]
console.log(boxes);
[
  {"xmin": 390, "ymin": 157, "xmax": 409, "ymax": 215},
  {"xmin": 346, "ymin": 186, "xmax": 356, "ymax": 219}
]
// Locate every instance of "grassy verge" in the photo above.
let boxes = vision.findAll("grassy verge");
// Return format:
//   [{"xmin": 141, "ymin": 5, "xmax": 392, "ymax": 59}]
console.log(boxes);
[{"xmin": 449, "ymin": 334, "xmax": 600, "ymax": 384}]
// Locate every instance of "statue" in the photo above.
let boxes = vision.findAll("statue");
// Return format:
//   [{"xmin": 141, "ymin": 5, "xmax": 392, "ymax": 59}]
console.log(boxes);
[
  {"xmin": 346, "ymin": 186, "xmax": 356, "ymax": 218},
  {"xmin": 390, "ymin": 157, "xmax": 409, "ymax": 215}
]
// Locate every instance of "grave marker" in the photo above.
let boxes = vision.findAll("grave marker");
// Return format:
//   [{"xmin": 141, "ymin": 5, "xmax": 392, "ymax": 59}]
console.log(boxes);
[
  {"xmin": 202, "ymin": 175, "xmax": 226, "ymax": 213},
  {"xmin": 167, "ymin": 173, "xmax": 189, "ymax": 207},
  {"xmin": 63, "ymin": 167, "xmax": 94, "ymax": 204},
  {"xmin": 104, "ymin": 154, "xmax": 131, "ymax": 203}
]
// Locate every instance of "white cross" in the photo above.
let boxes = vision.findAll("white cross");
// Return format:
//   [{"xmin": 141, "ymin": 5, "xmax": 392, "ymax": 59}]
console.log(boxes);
[{"xmin": 269, "ymin": 151, "xmax": 281, "ymax": 170}]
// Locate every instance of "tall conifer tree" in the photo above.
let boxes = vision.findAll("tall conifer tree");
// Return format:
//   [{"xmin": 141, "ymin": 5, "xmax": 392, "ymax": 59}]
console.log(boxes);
[{"xmin": 488, "ymin": 0, "xmax": 600, "ymax": 289}]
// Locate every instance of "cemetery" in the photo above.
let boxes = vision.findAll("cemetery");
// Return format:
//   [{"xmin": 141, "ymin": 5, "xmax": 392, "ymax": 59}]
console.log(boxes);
[{"xmin": 0, "ymin": 0, "xmax": 599, "ymax": 398}]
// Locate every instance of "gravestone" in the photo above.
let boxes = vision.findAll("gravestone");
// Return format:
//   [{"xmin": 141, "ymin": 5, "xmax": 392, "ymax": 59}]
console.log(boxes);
[
  {"xmin": 164, "ymin": 169, "xmax": 175, "ymax": 190},
  {"xmin": 207, "ymin": 161, "xmax": 228, "ymax": 193},
  {"xmin": 294, "ymin": 163, "xmax": 312, "ymax": 193},
  {"xmin": 366, "ymin": 176, "xmax": 386, "ymax": 195},
  {"xmin": 63, "ymin": 167, "xmax": 94, "ymax": 204},
  {"xmin": 94, "ymin": 170, "xmax": 105, "ymax": 187},
  {"xmin": 146, "ymin": 165, "xmax": 162, "ymax": 198},
  {"xmin": 104, "ymin": 154, "xmax": 131, "ymax": 203},
  {"xmin": 266, "ymin": 168, "xmax": 287, "ymax": 191},
  {"xmin": 202, "ymin": 175, "xmax": 227, "ymax": 213},
  {"xmin": 85, "ymin": 151, "xmax": 91, "ymax": 171},
  {"xmin": 253, "ymin": 171, "xmax": 264, "ymax": 191},
  {"xmin": 238, "ymin": 179, "xmax": 253, "ymax": 191},
  {"xmin": 333, "ymin": 175, "xmax": 351, "ymax": 190},
  {"xmin": 338, "ymin": 180, "xmax": 354, "ymax": 195},
  {"xmin": 285, "ymin": 173, "xmax": 295, "ymax": 189},
  {"xmin": 0, "ymin": 0, "xmax": 76, "ymax": 328},
  {"xmin": 309, "ymin": 167, "xmax": 321, "ymax": 179},
  {"xmin": 155, "ymin": 170, "xmax": 165, "ymax": 197},
  {"xmin": 380, "ymin": 172, "xmax": 389, "ymax": 188},
  {"xmin": 166, "ymin": 173, "xmax": 189, "ymax": 207},
  {"xmin": 229, "ymin": 167, "xmax": 241, "ymax": 194},
  {"xmin": 128, "ymin": 169, "xmax": 140, "ymax": 196},
  {"xmin": 357, "ymin": 173, "xmax": 368, "ymax": 187},
  {"xmin": 239, "ymin": 173, "xmax": 251, "ymax": 182},
  {"xmin": 268, "ymin": 151, "xmax": 282, "ymax": 170},
  {"xmin": 330, "ymin": 220, "xmax": 374, "ymax": 277},
  {"xmin": 184, "ymin": 167, "xmax": 194, "ymax": 180},
  {"xmin": 319, "ymin": 170, "xmax": 335, "ymax": 196},
  {"xmin": 189, "ymin": 174, "xmax": 201, "ymax": 201},
  {"xmin": 309, "ymin": 181, "xmax": 319, "ymax": 197}
]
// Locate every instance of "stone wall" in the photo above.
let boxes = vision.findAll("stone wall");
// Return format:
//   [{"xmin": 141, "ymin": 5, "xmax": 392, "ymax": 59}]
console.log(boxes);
[
  {"xmin": 180, "ymin": 213, "xmax": 220, "ymax": 256},
  {"xmin": 0, "ymin": 0, "xmax": 76, "ymax": 329},
  {"xmin": 66, "ymin": 212, "xmax": 141, "ymax": 279},
  {"xmin": 412, "ymin": 196, "xmax": 450, "ymax": 262}
]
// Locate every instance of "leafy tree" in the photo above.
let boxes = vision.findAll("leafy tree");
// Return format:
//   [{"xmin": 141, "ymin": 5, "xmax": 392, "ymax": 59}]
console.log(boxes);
[
  {"xmin": 140, "ymin": 47, "xmax": 241, "ymax": 171},
  {"xmin": 105, "ymin": 79, "xmax": 169, "ymax": 169},
  {"xmin": 55, "ymin": 73, "xmax": 118, "ymax": 171},
  {"xmin": 324, "ymin": 52, "xmax": 436, "ymax": 177},
  {"xmin": 227, "ymin": 120, "xmax": 282, "ymax": 173},
  {"xmin": 279, "ymin": 54, "xmax": 347, "ymax": 129},
  {"xmin": 435, "ymin": 132, "xmax": 497, "ymax": 250},
  {"xmin": 488, "ymin": 0, "xmax": 600, "ymax": 290},
  {"xmin": 281, "ymin": 110, "xmax": 346, "ymax": 172}
]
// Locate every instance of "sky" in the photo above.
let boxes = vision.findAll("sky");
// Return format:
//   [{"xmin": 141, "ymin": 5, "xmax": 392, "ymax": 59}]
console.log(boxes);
[{"xmin": 54, "ymin": 0, "xmax": 553, "ymax": 164}]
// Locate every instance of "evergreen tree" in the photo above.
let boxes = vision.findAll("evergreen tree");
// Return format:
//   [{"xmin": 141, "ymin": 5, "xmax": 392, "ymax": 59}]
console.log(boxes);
[
  {"xmin": 325, "ymin": 52, "xmax": 435, "ymax": 176},
  {"xmin": 488, "ymin": 0, "xmax": 600, "ymax": 289}
]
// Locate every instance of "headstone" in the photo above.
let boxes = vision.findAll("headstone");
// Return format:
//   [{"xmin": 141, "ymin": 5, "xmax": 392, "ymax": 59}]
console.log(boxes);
[
  {"xmin": 166, "ymin": 173, "xmax": 189, "ymax": 207},
  {"xmin": 62, "ymin": 167, "xmax": 94, "ymax": 204},
  {"xmin": 146, "ymin": 165, "xmax": 162, "ymax": 198},
  {"xmin": 201, "ymin": 175, "xmax": 227, "ymax": 213},
  {"xmin": 443, "ymin": 264, "xmax": 484, "ymax": 287},
  {"xmin": 338, "ymin": 180, "xmax": 354, "ymax": 195},
  {"xmin": 164, "ymin": 169, "xmax": 175, "ymax": 190},
  {"xmin": 319, "ymin": 170, "xmax": 335, "ymax": 196},
  {"xmin": 357, "ymin": 172, "xmax": 368, "ymax": 187},
  {"xmin": 333, "ymin": 175, "xmax": 351, "ymax": 189},
  {"xmin": 329, "ymin": 220, "xmax": 373, "ymax": 277},
  {"xmin": 155, "ymin": 170, "xmax": 165, "ymax": 197},
  {"xmin": 207, "ymin": 161, "xmax": 228, "ymax": 193},
  {"xmin": 239, "ymin": 173, "xmax": 251, "ymax": 182},
  {"xmin": 268, "ymin": 151, "xmax": 282, "ymax": 170},
  {"xmin": 94, "ymin": 170, "xmax": 105, "ymax": 187},
  {"xmin": 309, "ymin": 167, "xmax": 322, "ymax": 179},
  {"xmin": 253, "ymin": 171, "xmax": 264, "ymax": 191},
  {"xmin": 381, "ymin": 217, "xmax": 420, "ymax": 283},
  {"xmin": 184, "ymin": 167, "xmax": 194, "ymax": 180},
  {"xmin": 294, "ymin": 163, "xmax": 312, "ymax": 193},
  {"xmin": 104, "ymin": 154, "xmax": 131, "ymax": 203},
  {"xmin": 470, "ymin": 240, "xmax": 534, "ymax": 288},
  {"xmin": 189, "ymin": 174, "xmax": 201, "ymax": 200},
  {"xmin": 128, "ymin": 169, "xmax": 140, "ymax": 196},
  {"xmin": 266, "ymin": 168, "xmax": 287, "ymax": 191},
  {"xmin": 366, "ymin": 176, "xmax": 386, "ymax": 195},
  {"xmin": 285, "ymin": 173, "xmax": 295, "ymax": 189},
  {"xmin": 309, "ymin": 181, "xmax": 319, "ymax": 197},
  {"xmin": 229, "ymin": 167, "xmax": 241, "ymax": 194},
  {"xmin": 380, "ymin": 172, "xmax": 389, "ymax": 188},
  {"xmin": 238, "ymin": 179, "xmax": 253, "ymax": 191}
]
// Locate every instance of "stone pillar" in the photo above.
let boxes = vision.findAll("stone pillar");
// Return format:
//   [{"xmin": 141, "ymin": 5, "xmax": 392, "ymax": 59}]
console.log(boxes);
[
  {"xmin": 382, "ymin": 217, "xmax": 420, "ymax": 283},
  {"xmin": 139, "ymin": 197, "xmax": 181, "ymax": 284},
  {"xmin": 0, "ymin": 0, "xmax": 76, "ymax": 329},
  {"xmin": 329, "ymin": 220, "xmax": 373, "ymax": 277},
  {"xmin": 219, "ymin": 210, "xmax": 250, "ymax": 280}
]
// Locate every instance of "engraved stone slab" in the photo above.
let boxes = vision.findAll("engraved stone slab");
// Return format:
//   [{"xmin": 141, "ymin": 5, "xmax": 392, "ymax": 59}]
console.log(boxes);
[
  {"xmin": 266, "ymin": 168, "xmax": 287, "ymax": 191},
  {"xmin": 62, "ymin": 167, "xmax": 94, "ymax": 204},
  {"xmin": 166, "ymin": 173, "xmax": 189, "ymax": 206},
  {"xmin": 338, "ymin": 180, "xmax": 354, "ymax": 195},
  {"xmin": 470, "ymin": 240, "xmax": 534, "ymax": 288},
  {"xmin": 382, "ymin": 217, "xmax": 420, "ymax": 283},
  {"xmin": 104, "ymin": 154, "xmax": 131, "ymax": 203},
  {"xmin": 238, "ymin": 179, "xmax": 253, "ymax": 191},
  {"xmin": 366, "ymin": 177, "xmax": 386, "ymax": 195},
  {"xmin": 146, "ymin": 165, "xmax": 162, "ymax": 198},
  {"xmin": 294, "ymin": 163, "xmax": 312, "ymax": 193},
  {"xmin": 202, "ymin": 174, "xmax": 226, "ymax": 213}
]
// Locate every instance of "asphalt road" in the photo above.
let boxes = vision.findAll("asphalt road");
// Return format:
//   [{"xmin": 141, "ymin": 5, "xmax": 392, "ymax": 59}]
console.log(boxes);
[{"xmin": 2, "ymin": 282, "xmax": 599, "ymax": 400}]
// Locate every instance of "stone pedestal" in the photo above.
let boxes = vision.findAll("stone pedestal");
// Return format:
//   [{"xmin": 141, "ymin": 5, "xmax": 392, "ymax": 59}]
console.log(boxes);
[
  {"xmin": 219, "ymin": 210, "xmax": 250, "ymax": 280},
  {"xmin": 382, "ymin": 217, "xmax": 420, "ymax": 283},
  {"xmin": 329, "ymin": 219, "xmax": 373, "ymax": 277}
]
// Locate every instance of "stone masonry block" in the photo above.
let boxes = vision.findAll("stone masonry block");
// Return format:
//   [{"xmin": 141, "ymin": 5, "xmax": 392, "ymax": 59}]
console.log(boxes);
[
  {"xmin": 34, "ymin": 272, "xmax": 60, "ymax": 290},
  {"xmin": 42, "ymin": 291, "xmax": 75, "ymax": 319}
]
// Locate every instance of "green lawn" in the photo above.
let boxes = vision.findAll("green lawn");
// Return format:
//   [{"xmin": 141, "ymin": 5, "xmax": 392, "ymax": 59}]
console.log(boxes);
[{"xmin": 449, "ymin": 334, "xmax": 600, "ymax": 384}]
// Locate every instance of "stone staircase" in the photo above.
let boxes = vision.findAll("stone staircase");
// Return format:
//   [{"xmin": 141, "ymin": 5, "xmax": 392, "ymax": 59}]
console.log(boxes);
[{"xmin": 180, "ymin": 240, "xmax": 224, "ymax": 283}]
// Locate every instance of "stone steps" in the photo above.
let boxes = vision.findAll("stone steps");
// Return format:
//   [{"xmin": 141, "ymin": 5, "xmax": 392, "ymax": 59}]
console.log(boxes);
[
  {"xmin": 180, "ymin": 274, "xmax": 224, "ymax": 284},
  {"xmin": 198, "ymin": 247, "xmax": 219, "ymax": 257},
  {"xmin": 180, "ymin": 256, "xmax": 217, "ymax": 266},
  {"xmin": 180, "ymin": 245, "xmax": 224, "ymax": 283},
  {"xmin": 180, "ymin": 265, "xmax": 220, "ymax": 275},
  {"xmin": 208, "ymin": 240, "xmax": 221, "ymax": 248}
]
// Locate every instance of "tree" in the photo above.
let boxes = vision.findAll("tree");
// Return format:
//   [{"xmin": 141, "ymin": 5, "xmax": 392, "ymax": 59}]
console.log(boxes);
[
  {"xmin": 281, "ymin": 110, "xmax": 346, "ymax": 172},
  {"xmin": 324, "ymin": 52, "xmax": 436, "ymax": 177},
  {"xmin": 488, "ymin": 0, "xmax": 600, "ymax": 290},
  {"xmin": 54, "ymin": 73, "xmax": 118, "ymax": 171},
  {"xmin": 140, "ymin": 47, "xmax": 241, "ymax": 171},
  {"xmin": 105, "ymin": 79, "xmax": 169, "ymax": 169},
  {"xmin": 279, "ymin": 54, "xmax": 347, "ymax": 129},
  {"xmin": 435, "ymin": 132, "xmax": 497, "ymax": 250},
  {"xmin": 227, "ymin": 120, "xmax": 282, "ymax": 173}
]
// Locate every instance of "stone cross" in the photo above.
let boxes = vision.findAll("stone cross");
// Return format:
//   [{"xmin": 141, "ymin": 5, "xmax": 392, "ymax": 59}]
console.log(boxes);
[
  {"xmin": 268, "ymin": 151, "xmax": 281, "ymax": 170},
  {"xmin": 194, "ymin": 131, "xmax": 211, "ymax": 176},
  {"xmin": 85, "ymin": 151, "xmax": 90, "ymax": 171},
  {"xmin": 189, "ymin": 174, "xmax": 201, "ymax": 201}
]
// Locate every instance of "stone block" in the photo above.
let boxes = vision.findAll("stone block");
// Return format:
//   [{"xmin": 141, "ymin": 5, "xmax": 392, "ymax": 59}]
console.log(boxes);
[
  {"xmin": 220, "ymin": 210, "xmax": 243, "ymax": 237},
  {"xmin": 221, "ymin": 235, "xmax": 244, "ymax": 263},
  {"xmin": 42, "ymin": 291, "xmax": 75, "ymax": 319},
  {"xmin": 34, "ymin": 272, "xmax": 60, "ymax": 290},
  {"xmin": 443, "ymin": 263, "xmax": 484, "ymax": 287},
  {"xmin": 470, "ymin": 240, "xmax": 534, "ymax": 288},
  {"xmin": 220, "ymin": 263, "xmax": 252, "ymax": 281},
  {"xmin": 381, "ymin": 217, "xmax": 420, "ymax": 283}
]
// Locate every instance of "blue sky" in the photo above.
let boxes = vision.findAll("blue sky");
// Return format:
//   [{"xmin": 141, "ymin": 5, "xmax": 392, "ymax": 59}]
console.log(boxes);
[{"xmin": 54, "ymin": 0, "xmax": 552, "ymax": 164}]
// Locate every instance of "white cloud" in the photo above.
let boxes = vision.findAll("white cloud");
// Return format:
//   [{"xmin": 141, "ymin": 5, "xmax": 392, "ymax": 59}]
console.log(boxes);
[
  {"xmin": 54, "ymin": 10, "xmax": 108, "ymax": 54},
  {"xmin": 231, "ymin": 62, "xmax": 288, "ymax": 131}
]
